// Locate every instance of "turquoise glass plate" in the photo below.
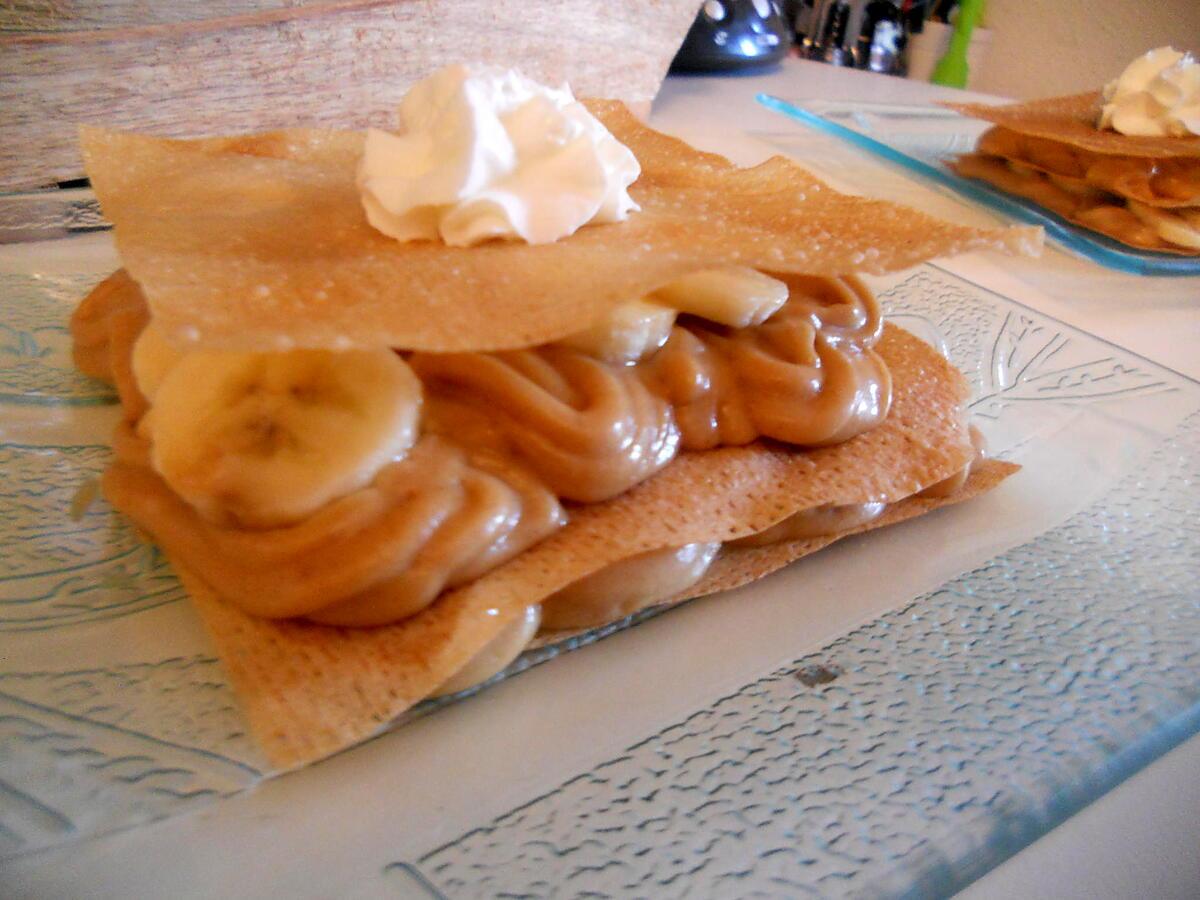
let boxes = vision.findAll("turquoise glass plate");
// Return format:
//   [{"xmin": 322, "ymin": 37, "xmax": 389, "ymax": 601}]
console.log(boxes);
[{"xmin": 1, "ymin": 255, "xmax": 1198, "ymax": 897}]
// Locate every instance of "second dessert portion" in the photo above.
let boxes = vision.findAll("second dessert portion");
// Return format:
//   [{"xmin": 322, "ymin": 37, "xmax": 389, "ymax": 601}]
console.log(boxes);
[{"xmin": 948, "ymin": 48, "xmax": 1200, "ymax": 254}]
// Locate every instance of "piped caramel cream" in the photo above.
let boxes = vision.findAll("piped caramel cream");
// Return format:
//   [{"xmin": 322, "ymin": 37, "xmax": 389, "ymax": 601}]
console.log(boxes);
[
  {"xmin": 83, "ymin": 267, "xmax": 909, "ymax": 635},
  {"xmin": 432, "ymin": 604, "xmax": 543, "ymax": 698},
  {"xmin": 540, "ymin": 542, "xmax": 721, "ymax": 630}
]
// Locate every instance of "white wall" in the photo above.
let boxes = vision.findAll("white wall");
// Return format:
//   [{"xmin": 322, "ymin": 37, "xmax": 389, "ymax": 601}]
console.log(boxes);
[{"xmin": 971, "ymin": 0, "xmax": 1200, "ymax": 99}]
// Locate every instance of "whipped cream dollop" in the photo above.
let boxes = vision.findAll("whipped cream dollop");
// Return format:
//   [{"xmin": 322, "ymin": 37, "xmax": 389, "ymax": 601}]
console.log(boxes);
[
  {"xmin": 1099, "ymin": 47, "xmax": 1200, "ymax": 137},
  {"xmin": 358, "ymin": 65, "xmax": 641, "ymax": 246}
]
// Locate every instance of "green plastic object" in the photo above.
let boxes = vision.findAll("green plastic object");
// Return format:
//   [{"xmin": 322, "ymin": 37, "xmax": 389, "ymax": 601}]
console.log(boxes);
[{"xmin": 931, "ymin": 0, "xmax": 985, "ymax": 88}]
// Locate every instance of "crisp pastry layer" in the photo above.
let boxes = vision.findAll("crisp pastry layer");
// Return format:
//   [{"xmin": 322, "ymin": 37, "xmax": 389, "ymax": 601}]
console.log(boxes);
[
  {"xmin": 532, "ymin": 458, "xmax": 1016, "ymax": 649},
  {"xmin": 946, "ymin": 92, "xmax": 1200, "ymax": 160},
  {"xmin": 186, "ymin": 456, "xmax": 1015, "ymax": 769},
  {"xmin": 79, "ymin": 102, "xmax": 1040, "ymax": 353}
]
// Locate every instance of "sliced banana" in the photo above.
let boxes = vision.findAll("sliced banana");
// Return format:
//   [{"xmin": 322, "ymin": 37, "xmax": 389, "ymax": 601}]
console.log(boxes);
[
  {"xmin": 1127, "ymin": 199, "xmax": 1200, "ymax": 250},
  {"xmin": 144, "ymin": 348, "xmax": 421, "ymax": 528},
  {"xmin": 559, "ymin": 268, "xmax": 790, "ymax": 363},
  {"xmin": 650, "ymin": 266, "xmax": 789, "ymax": 328},
  {"xmin": 558, "ymin": 299, "xmax": 677, "ymax": 363},
  {"xmin": 131, "ymin": 322, "xmax": 188, "ymax": 402}
]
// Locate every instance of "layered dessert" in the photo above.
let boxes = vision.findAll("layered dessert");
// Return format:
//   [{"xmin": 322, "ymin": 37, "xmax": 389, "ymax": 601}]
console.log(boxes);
[
  {"xmin": 72, "ymin": 66, "xmax": 1036, "ymax": 767},
  {"xmin": 948, "ymin": 48, "xmax": 1200, "ymax": 254}
]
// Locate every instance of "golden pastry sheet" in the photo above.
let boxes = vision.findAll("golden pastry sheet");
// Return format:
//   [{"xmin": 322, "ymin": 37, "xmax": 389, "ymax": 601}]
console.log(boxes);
[
  {"xmin": 80, "ymin": 103, "xmax": 1040, "ymax": 354},
  {"xmin": 685, "ymin": 457, "xmax": 1017, "ymax": 598},
  {"xmin": 947, "ymin": 92, "xmax": 1200, "ymax": 159},
  {"xmin": 533, "ymin": 458, "xmax": 1019, "ymax": 648},
  {"xmin": 168, "ymin": 324, "xmax": 979, "ymax": 768}
]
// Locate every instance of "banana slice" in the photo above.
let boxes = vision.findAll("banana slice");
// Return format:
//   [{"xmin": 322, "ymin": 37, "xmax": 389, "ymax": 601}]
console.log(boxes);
[
  {"xmin": 144, "ymin": 348, "xmax": 421, "ymax": 528},
  {"xmin": 558, "ymin": 299, "xmax": 677, "ymax": 363},
  {"xmin": 651, "ymin": 267, "xmax": 789, "ymax": 328},
  {"xmin": 559, "ymin": 268, "xmax": 790, "ymax": 362},
  {"xmin": 131, "ymin": 322, "xmax": 188, "ymax": 402},
  {"xmin": 1127, "ymin": 199, "xmax": 1200, "ymax": 250}
]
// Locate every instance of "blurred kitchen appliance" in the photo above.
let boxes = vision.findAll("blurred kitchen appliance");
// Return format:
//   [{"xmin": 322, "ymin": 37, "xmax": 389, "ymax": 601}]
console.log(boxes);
[{"xmin": 670, "ymin": 0, "xmax": 792, "ymax": 72}]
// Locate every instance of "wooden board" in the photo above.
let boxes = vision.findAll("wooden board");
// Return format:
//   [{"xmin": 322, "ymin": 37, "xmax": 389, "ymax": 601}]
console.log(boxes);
[{"xmin": 1, "ymin": 0, "xmax": 699, "ymax": 190}]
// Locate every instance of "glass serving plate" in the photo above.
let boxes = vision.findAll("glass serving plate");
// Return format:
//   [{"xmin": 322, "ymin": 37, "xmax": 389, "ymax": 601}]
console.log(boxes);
[
  {"xmin": 1, "ymin": 243, "xmax": 1197, "ymax": 897},
  {"xmin": 757, "ymin": 95, "xmax": 1200, "ymax": 279}
]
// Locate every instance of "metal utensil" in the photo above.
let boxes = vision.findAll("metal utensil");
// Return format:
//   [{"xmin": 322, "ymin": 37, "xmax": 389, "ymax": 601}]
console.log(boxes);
[{"xmin": 0, "ymin": 187, "xmax": 107, "ymax": 244}]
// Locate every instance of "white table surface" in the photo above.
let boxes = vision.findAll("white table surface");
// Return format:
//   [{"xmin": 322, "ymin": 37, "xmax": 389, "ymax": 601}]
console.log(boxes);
[{"xmin": 652, "ymin": 56, "xmax": 1199, "ymax": 899}]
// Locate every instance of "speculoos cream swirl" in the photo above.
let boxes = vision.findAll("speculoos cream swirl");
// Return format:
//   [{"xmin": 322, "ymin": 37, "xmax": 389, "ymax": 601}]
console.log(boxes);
[{"xmin": 81, "ymin": 268, "xmax": 897, "ymax": 629}]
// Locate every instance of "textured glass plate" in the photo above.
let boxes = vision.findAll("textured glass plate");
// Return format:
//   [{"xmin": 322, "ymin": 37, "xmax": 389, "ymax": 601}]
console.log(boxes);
[
  {"xmin": 1, "ymin": 245, "xmax": 1198, "ymax": 897},
  {"xmin": 757, "ymin": 95, "xmax": 1200, "ymax": 278}
]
